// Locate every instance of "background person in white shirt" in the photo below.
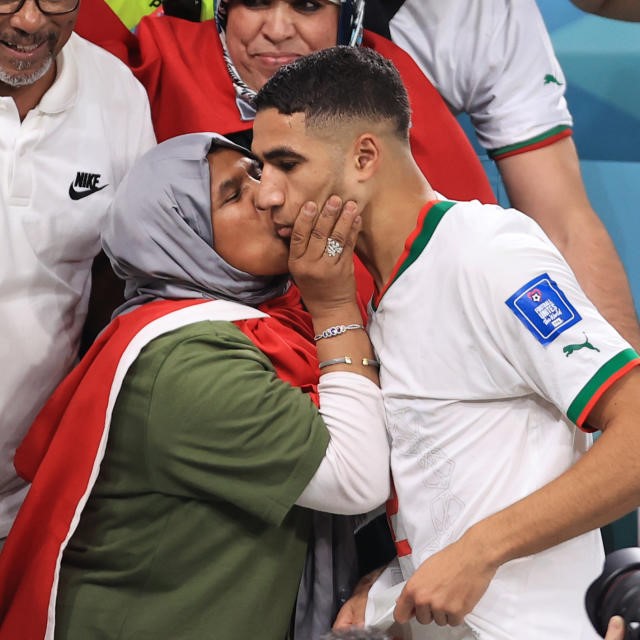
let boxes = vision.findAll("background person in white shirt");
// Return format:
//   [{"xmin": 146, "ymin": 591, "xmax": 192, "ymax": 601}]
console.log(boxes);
[{"xmin": 0, "ymin": 0, "xmax": 155, "ymax": 546}]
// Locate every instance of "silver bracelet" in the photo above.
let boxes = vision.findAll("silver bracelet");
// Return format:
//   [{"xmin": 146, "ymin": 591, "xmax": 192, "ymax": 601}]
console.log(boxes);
[
  {"xmin": 314, "ymin": 323, "xmax": 365, "ymax": 342},
  {"xmin": 318, "ymin": 356, "xmax": 381, "ymax": 370}
]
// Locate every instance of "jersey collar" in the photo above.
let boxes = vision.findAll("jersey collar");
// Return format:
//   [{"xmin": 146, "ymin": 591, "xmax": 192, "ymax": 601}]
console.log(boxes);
[{"xmin": 372, "ymin": 199, "xmax": 456, "ymax": 310}]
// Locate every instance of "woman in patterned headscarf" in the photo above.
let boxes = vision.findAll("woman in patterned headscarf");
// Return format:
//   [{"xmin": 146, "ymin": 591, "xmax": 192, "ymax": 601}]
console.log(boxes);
[
  {"xmin": 215, "ymin": 0, "xmax": 363, "ymax": 124},
  {"xmin": 0, "ymin": 133, "xmax": 388, "ymax": 640}
]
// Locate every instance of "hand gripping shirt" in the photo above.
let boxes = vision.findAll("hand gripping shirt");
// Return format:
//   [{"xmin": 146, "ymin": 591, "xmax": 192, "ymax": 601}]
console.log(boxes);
[
  {"xmin": 366, "ymin": 0, "xmax": 573, "ymax": 160},
  {"xmin": 368, "ymin": 199, "xmax": 639, "ymax": 639}
]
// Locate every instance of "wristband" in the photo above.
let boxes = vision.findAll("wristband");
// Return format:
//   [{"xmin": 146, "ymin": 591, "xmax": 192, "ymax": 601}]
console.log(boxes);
[
  {"xmin": 314, "ymin": 323, "xmax": 365, "ymax": 342},
  {"xmin": 318, "ymin": 356, "xmax": 380, "ymax": 370}
]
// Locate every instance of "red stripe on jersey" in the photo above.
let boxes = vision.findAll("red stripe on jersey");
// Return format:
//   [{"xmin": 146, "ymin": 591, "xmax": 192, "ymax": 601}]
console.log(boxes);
[
  {"xmin": 577, "ymin": 358, "xmax": 640, "ymax": 430},
  {"xmin": 386, "ymin": 479, "xmax": 413, "ymax": 558},
  {"xmin": 492, "ymin": 129, "xmax": 572, "ymax": 161}
]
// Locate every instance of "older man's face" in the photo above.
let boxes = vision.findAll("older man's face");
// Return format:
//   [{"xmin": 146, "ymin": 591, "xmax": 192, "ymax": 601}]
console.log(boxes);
[{"xmin": 0, "ymin": 0, "xmax": 78, "ymax": 92}]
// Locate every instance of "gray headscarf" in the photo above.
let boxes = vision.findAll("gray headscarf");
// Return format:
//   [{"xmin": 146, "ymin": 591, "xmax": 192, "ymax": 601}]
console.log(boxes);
[{"xmin": 102, "ymin": 133, "xmax": 289, "ymax": 316}]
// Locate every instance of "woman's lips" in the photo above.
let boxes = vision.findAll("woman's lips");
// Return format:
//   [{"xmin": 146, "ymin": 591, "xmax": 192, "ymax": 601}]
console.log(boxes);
[
  {"xmin": 275, "ymin": 224, "xmax": 293, "ymax": 239},
  {"xmin": 253, "ymin": 53, "xmax": 299, "ymax": 68}
]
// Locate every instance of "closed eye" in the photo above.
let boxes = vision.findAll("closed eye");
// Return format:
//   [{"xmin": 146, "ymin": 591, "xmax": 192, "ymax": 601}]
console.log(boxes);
[{"xmin": 222, "ymin": 188, "xmax": 241, "ymax": 205}]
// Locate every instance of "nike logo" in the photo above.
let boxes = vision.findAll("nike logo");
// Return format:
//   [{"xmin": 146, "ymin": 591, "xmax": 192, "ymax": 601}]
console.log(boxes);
[{"xmin": 69, "ymin": 171, "xmax": 109, "ymax": 201}]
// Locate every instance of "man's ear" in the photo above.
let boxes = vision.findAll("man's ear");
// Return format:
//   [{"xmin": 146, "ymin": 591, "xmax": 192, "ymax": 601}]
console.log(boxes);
[{"xmin": 352, "ymin": 133, "xmax": 381, "ymax": 180}]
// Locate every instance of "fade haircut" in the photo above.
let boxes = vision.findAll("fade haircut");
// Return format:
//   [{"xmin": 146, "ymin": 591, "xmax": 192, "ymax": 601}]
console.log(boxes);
[{"xmin": 255, "ymin": 46, "xmax": 411, "ymax": 140}]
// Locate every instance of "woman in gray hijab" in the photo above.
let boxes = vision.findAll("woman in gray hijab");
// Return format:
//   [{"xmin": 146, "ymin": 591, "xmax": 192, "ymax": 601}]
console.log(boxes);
[{"xmin": 0, "ymin": 133, "xmax": 388, "ymax": 640}]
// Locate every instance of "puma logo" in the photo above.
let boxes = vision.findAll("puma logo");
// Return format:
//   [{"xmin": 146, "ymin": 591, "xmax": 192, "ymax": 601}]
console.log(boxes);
[
  {"xmin": 544, "ymin": 74, "xmax": 563, "ymax": 86},
  {"xmin": 563, "ymin": 334, "xmax": 600, "ymax": 357}
]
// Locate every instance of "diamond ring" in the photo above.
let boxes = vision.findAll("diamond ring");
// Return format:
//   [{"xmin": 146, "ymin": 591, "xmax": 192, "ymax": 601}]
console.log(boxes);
[{"xmin": 325, "ymin": 237, "xmax": 344, "ymax": 257}]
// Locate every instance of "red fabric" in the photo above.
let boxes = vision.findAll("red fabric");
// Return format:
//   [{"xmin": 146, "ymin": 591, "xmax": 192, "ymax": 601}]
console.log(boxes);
[
  {"xmin": 75, "ymin": 0, "xmax": 496, "ymax": 206},
  {"xmin": 0, "ymin": 290, "xmax": 319, "ymax": 639}
]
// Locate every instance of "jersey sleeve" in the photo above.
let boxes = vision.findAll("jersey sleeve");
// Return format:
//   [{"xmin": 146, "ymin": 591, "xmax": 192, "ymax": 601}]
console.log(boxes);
[
  {"xmin": 390, "ymin": 0, "xmax": 573, "ymax": 158},
  {"xmin": 465, "ymin": 209, "xmax": 640, "ymax": 431},
  {"xmin": 142, "ymin": 322, "xmax": 330, "ymax": 526},
  {"xmin": 467, "ymin": 0, "xmax": 573, "ymax": 158}
]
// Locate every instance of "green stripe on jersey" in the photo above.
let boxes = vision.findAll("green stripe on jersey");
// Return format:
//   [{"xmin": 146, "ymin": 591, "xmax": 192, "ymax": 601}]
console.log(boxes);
[
  {"xmin": 567, "ymin": 348, "xmax": 639, "ymax": 424},
  {"xmin": 392, "ymin": 200, "xmax": 456, "ymax": 288},
  {"xmin": 488, "ymin": 125, "xmax": 571, "ymax": 159}
]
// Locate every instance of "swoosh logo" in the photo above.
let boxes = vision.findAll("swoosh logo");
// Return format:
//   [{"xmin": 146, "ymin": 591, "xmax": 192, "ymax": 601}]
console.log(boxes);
[{"xmin": 68, "ymin": 183, "xmax": 108, "ymax": 201}]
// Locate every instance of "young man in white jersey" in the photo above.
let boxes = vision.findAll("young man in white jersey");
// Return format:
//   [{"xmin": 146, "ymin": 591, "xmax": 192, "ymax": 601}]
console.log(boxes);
[
  {"xmin": 0, "ymin": 0, "xmax": 155, "ymax": 547},
  {"xmin": 251, "ymin": 46, "xmax": 640, "ymax": 639}
]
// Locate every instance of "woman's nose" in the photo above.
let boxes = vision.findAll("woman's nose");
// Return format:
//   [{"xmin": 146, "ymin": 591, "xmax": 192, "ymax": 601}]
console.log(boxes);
[{"xmin": 260, "ymin": 5, "xmax": 296, "ymax": 43}]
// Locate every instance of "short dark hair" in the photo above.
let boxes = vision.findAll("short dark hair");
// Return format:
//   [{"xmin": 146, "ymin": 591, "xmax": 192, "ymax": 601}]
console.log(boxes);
[{"xmin": 255, "ymin": 46, "xmax": 411, "ymax": 139}]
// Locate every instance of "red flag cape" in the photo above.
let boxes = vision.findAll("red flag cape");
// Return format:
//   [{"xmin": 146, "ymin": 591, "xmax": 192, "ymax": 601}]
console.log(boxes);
[{"xmin": 0, "ymin": 289, "xmax": 320, "ymax": 640}]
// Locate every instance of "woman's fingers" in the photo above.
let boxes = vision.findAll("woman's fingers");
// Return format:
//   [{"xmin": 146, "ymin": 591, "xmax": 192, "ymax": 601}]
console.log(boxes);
[{"xmin": 289, "ymin": 196, "xmax": 359, "ymax": 265}]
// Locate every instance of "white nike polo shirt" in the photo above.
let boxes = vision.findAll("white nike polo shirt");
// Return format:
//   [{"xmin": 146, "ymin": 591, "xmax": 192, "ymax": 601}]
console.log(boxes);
[{"xmin": 0, "ymin": 33, "xmax": 155, "ymax": 537}]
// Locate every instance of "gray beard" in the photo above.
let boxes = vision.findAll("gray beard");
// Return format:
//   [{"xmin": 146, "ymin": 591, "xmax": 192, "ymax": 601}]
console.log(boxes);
[{"xmin": 0, "ymin": 56, "xmax": 53, "ymax": 88}]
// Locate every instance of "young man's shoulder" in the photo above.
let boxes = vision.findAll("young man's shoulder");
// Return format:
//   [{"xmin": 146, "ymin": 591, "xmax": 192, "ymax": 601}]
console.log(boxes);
[
  {"xmin": 438, "ymin": 199, "xmax": 535, "ymax": 238},
  {"xmin": 435, "ymin": 199, "xmax": 549, "ymax": 273}
]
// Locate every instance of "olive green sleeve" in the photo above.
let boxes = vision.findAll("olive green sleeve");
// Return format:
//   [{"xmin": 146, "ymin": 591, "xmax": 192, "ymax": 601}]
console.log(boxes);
[{"xmin": 141, "ymin": 321, "xmax": 329, "ymax": 526}]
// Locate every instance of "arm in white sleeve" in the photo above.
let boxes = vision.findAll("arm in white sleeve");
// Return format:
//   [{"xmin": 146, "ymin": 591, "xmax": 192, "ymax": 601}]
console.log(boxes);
[{"xmin": 296, "ymin": 371, "xmax": 390, "ymax": 515}]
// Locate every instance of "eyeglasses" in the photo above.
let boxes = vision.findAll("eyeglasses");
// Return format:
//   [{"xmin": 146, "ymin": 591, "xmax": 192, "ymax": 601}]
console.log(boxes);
[{"xmin": 0, "ymin": 0, "xmax": 79, "ymax": 15}]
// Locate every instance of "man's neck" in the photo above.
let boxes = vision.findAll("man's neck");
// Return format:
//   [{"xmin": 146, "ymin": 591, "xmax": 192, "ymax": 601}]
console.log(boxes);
[
  {"xmin": 357, "ymin": 173, "xmax": 436, "ymax": 293},
  {"xmin": 0, "ymin": 62, "xmax": 57, "ymax": 121}
]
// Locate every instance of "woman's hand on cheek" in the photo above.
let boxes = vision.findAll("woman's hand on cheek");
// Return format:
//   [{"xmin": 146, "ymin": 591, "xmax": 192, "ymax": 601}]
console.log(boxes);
[{"xmin": 288, "ymin": 195, "xmax": 361, "ymax": 319}]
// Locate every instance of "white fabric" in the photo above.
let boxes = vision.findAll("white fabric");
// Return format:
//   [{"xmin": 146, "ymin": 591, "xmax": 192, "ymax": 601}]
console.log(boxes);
[
  {"xmin": 367, "ymin": 199, "xmax": 637, "ymax": 639},
  {"xmin": 297, "ymin": 372, "xmax": 389, "ymax": 514},
  {"xmin": 365, "ymin": 560, "xmax": 473, "ymax": 639},
  {"xmin": 0, "ymin": 33, "xmax": 156, "ymax": 538},
  {"xmin": 386, "ymin": 0, "xmax": 572, "ymax": 151}
]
